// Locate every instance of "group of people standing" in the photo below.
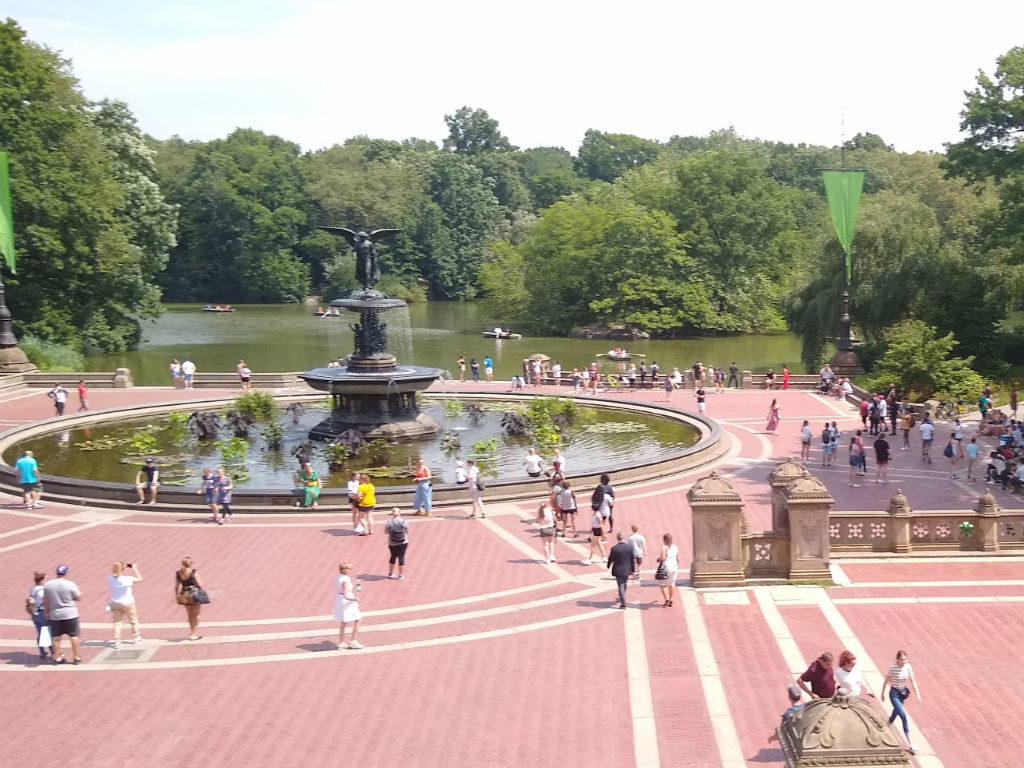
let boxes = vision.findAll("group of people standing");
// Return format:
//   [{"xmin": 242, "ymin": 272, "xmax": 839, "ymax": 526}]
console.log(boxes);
[{"xmin": 169, "ymin": 358, "xmax": 198, "ymax": 389}]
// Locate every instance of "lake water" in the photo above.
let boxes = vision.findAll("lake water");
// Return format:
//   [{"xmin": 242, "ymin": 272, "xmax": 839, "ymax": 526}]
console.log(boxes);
[{"xmin": 85, "ymin": 302, "xmax": 804, "ymax": 385}]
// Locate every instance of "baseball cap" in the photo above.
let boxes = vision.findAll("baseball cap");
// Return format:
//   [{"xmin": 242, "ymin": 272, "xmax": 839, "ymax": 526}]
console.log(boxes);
[
  {"xmin": 144, "ymin": 457, "xmax": 154, "ymax": 463},
  {"xmin": 787, "ymin": 684, "xmax": 802, "ymax": 700},
  {"xmin": 55, "ymin": 564, "xmax": 69, "ymax": 576}
]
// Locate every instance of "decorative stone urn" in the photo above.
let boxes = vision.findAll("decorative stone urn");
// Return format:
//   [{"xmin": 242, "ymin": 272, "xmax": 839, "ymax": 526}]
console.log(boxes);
[
  {"xmin": 887, "ymin": 489, "xmax": 913, "ymax": 554},
  {"xmin": 778, "ymin": 692, "xmax": 910, "ymax": 767},
  {"xmin": 688, "ymin": 471, "xmax": 745, "ymax": 588},
  {"xmin": 768, "ymin": 457, "xmax": 811, "ymax": 534},
  {"xmin": 783, "ymin": 475, "xmax": 834, "ymax": 581}
]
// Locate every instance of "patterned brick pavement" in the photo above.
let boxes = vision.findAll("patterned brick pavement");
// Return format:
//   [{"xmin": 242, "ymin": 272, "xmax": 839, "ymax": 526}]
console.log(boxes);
[{"xmin": 0, "ymin": 384, "xmax": 1022, "ymax": 767}]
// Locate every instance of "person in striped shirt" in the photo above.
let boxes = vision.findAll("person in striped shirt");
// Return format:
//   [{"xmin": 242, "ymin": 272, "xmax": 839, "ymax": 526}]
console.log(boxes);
[{"xmin": 880, "ymin": 650, "xmax": 922, "ymax": 754}]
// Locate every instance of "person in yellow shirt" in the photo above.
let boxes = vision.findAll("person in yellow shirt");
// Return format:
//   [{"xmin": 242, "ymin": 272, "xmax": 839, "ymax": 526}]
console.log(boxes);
[{"xmin": 356, "ymin": 474, "xmax": 376, "ymax": 535}]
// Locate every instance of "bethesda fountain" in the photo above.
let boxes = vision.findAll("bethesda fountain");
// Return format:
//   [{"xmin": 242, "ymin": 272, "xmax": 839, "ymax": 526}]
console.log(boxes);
[{"xmin": 299, "ymin": 226, "xmax": 443, "ymax": 441}]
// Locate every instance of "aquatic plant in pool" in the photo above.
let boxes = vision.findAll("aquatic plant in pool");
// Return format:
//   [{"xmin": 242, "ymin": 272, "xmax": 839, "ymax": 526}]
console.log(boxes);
[{"xmin": 9, "ymin": 398, "xmax": 700, "ymax": 488}]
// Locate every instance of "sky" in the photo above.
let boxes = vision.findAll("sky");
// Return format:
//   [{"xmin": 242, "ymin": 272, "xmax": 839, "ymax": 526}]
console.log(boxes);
[{"xmin": 7, "ymin": 0, "xmax": 1024, "ymax": 154}]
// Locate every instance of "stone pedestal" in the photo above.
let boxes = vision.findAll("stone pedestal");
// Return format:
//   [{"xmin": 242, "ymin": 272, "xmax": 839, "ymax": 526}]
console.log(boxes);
[
  {"xmin": 778, "ymin": 693, "xmax": 910, "ymax": 767},
  {"xmin": 829, "ymin": 290, "xmax": 864, "ymax": 376},
  {"xmin": 688, "ymin": 471, "xmax": 745, "ymax": 588},
  {"xmin": 783, "ymin": 476, "xmax": 834, "ymax": 581},
  {"xmin": 0, "ymin": 345, "xmax": 36, "ymax": 373},
  {"xmin": 887, "ymin": 489, "xmax": 912, "ymax": 554},
  {"xmin": 113, "ymin": 368, "xmax": 133, "ymax": 388},
  {"xmin": 975, "ymin": 489, "xmax": 1000, "ymax": 552},
  {"xmin": 768, "ymin": 458, "xmax": 811, "ymax": 534}
]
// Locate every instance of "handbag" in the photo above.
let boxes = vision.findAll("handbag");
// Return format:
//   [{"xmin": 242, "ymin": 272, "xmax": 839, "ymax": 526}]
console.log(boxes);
[
  {"xmin": 476, "ymin": 478, "xmax": 486, "ymax": 491},
  {"xmin": 38, "ymin": 623, "xmax": 51, "ymax": 647},
  {"xmin": 191, "ymin": 588, "xmax": 211, "ymax": 605},
  {"xmin": 539, "ymin": 525, "xmax": 555, "ymax": 536},
  {"xmin": 898, "ymin": 687, "xmax": 910, "ymax": 701},
  {"xmin": 654, "ymin": 562, "xmax": 668, "ymax": 581}
]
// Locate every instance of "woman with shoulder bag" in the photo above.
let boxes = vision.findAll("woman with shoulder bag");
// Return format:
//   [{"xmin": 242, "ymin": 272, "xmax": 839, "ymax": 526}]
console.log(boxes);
[
  {"xmin": 657, "ymin": 533, "xmax": 679, "ymax": 607},
  {"xmin": 175, "ymin": 556, "xmax": 207, "ymax": 641},
  {"xmin": 536, "ymin": 501, "xmax": 557, "ymax": 563},
  {"xmin": 881, "ymin": 649, "xmax": 922, "ymax": 754},
  {"xmin": 385, "ymin": 508, "xmax": 409, "ymax": 579},
  {"xmin": 28, "ymin": 571, "xmax": 51, "ymax": 660},
  {"xmin": 465, "ymin": 459, "xmax": 485, "ymax": 518}
]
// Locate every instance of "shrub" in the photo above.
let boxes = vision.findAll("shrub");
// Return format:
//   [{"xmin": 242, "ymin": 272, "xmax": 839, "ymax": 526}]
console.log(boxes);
[
  {"xmin": 365, "ymin": 438, "xmax": 394, "ymax": 466},
  {"xmin": 233, "ymin": 392, "xmax": 277, "ymax": 421},
  {"xmin": 868, "ymin": 320, "xmax": 985, "ymax": 401},
  {"xmin": 215, "ymin": 437, "xmax": 249, "ymax": 465},
  {"xmin": 261, "ymin": 422, "xmax": 285, "ymax": 451},
  {"xmin": 320, "ymin": 442, "xmax": 351, "ymax": 468},
  {"xmin": 127, "ymin": 430, "xmax": 157, "ymax": 456},
  {"xmin": 19, "ymin": 334, "xmax": 85, "ymax": 372}
]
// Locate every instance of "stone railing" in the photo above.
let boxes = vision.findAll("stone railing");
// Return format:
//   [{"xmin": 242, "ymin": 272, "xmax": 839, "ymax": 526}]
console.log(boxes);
[{"xmin": 689, "ymin": 459, "xmax": 1022, "ymax": 588}]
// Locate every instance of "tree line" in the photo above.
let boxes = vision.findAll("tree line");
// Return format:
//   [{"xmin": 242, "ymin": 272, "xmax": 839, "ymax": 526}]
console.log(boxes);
[{"xmin": 2, "ymin": 19, "xmax": 1023, "ymax": 381}]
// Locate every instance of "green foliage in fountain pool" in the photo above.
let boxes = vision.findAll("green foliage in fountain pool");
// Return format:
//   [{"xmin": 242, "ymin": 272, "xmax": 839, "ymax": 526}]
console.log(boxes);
[{"xmin": 8, "ymin": 399, "xmax": 700, "ymax": 488}]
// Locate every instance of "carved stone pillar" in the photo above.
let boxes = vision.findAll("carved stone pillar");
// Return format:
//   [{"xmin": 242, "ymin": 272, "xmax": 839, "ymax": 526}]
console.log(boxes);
[
  {"xmin": 975, "ymin": 489, "xmax": 1001, "ymax": 552},
  {"xmin": 688, "ymin": 471, "xmax": 745, "ymax": 588},
  {"xmin": 887, "ymin": 489, "xmax": 912, "ymax": 554},
  {"xmin": 768, "ymin": 458, "xmax": 811, "ymax": 534},
  {"xmin": 783, "ymin": 476, "xmax": 834, "ymax": 581}
]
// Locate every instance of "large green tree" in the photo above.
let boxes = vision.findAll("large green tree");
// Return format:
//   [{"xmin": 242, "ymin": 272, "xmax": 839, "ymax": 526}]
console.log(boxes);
[
  {"xmin": 0, "ymin": 20, "xmax": 171, "ymax": 350},
  {"xmin": 576, "ymin": 129, "xmax": 661, "ymax": 182}
]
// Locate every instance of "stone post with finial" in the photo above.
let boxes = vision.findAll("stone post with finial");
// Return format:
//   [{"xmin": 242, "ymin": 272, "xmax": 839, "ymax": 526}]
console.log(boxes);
[
  {"xmin": 975, "ymin": 489, "xmax": 1001, "ymax": 552},
  {"xmin": 0, "ymin": 278, "xmax": 36, "ymax": 373},
  {"xmin": 688, "ymin": 471, "xmax": 746, "ymax": 588},
  {"xmin": 782, "ymin": 475, "xmax": 834, "ymax": 581},
  {"xmin": 886, "ymin": 489, "xmax": 912, "ymax": 554}
]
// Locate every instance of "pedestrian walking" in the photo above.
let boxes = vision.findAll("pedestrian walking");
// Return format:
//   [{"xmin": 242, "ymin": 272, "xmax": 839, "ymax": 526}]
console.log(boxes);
[
  {"xmin": 607, "ymin": 532, "xmax": 635, "ymax": 608},
  {"xmin": 966, "ymin": 437, "xmax": 980, "ymax": 481},
  {"xmin": 47, "ymin": 383, "xmax": 69, "ymax": 416},
  {"xmin": 215, "ymin": 467, "xmax": 234, "ymax": 523},
  {"xmin": 695, "ymin": 386, "xmax": 707, "ymax": 414},
  {"xmin": 198, "ymin": 467, "xmax": 219, "ymax": 522},
  {"xmin": 43, "ymin": 564, "xmax": 81, "ymax": 665},
  {"xmin": 900, "ymin": 410, "xmax": 914, "ymax": 449},
  {"xmin": 465, "ymin": 460, "xmax": 485, "ymax": 518},
  {"xmin": 175, "ymin": 556, "xmax": 206, "ymax": 641},
  {"xmin": 796, "ymin": 651, "xmax": 835, "ymax": 699},
  {"xmin": 657, "ymin": 533, "xmax": 679, "ymax": 607},
  {"xmin": 881, "ymin": 650, "xmax": 922, "ymax": 754},
  {"xmin": 76, "ymin": 380, "xmax": 89, "ymax": 411},
  {"xmin": 536, "ymin": 501, "xmax": 557, "ymax": 563},
  {"xmin": 820, "ymin": 423, "xmax": 834, "ymax": 466},
  {"xmin": 628, "ymin": 523, "xmax": 647, "ymax": 580},
  {"xmin": 727, "ymin": 361, "xmax": 739, "ymax": 389},
  {"xmin": 848, "ymin": 434, "xmax": 864, "ymax": 487},
  {"xmin": 556, "ymin": 479, "xmax": 577, "ymax": 537},
  {"xmin": 1011, "ymin": 389, "xmax": 1018, "ymax": 417},
  {"xmin": 355, "ymin": 473, "xmax": 376, "ymax": 533},
  {"xmin": 663, "ymin": 374, "xmax": 673, "ymax": 401},
  {"xmin": 943, "ymin": 436, "xmax": 959, "ymax": 478},
  {"xmin": 800, "ymin": 419, "xmax": 812, "ymax": 461},
  {"xmin": 135, "ymin": 457, "xmax": 159, "ymax": 505},
  {"xmin": 412, "ymin": 459, "xmax": 433, "ymax": 516},
  {"xmin": 766, "ymin": 399, "xmax": 780, "ymax": 434},
  {"xmin": 385, "ymin": 508, "xmax": 409, "ymax": 579},
  {"xmin": 470, "ymin": 358, "xmax": 480, "ymax": 382},
  {"xmin": 347, "ymin": 472, "xmax": 361, "ymax": 530},
  {"xmin": 333, "ymin": 562, "xmax": 363, "ymax": 649},
  {"xmin": 457, "ymin": 355, "xmax": 465, "ymax": 382},
  {"xmin": 953, "ymin": 418, "xmax": 964, "ymax": 457},
  {"xmin": 593, "ymin": 474, "xmax": 615, "ymax": 534},
  {"xmin": 583, "ymin": 508, "xmax": 606, "ymax": 565},
  {"xmin": 888, "ymin": 395, "xmax": 899, "ymax": 435},
  {"xmin": 874, "ymin": 433, "xmax": 890, "ymax": 484},
  {"xmin": 107, "ymin": 561, "xmax": 143, "ymax": 648},
  {"xmin": 181, "ymin": 359, "xmax": 196, "ymax": 389},
  {"xmin": 483, "ymin": 355, "xmax": 493, "ymax": 382},
  {"xmin": 15, "ymin": 450, "xmax": 43, "ymax": 509},
  {"xmin": 237, "ymin": 360, "xmax": 252, "ymax": 392},
  {"xmin": 299, "ymin": 461, "xmax": 322, "ymax": 508},
  {"xmin": 27, "ymin": 572, "xmax": 50, "ymax": 660},
  {"xmin": 919, "ymin": 417, "xmax": 934, "ymax": 463}
]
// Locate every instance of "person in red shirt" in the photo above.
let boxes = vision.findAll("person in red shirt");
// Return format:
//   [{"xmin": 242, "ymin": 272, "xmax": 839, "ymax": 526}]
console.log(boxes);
[
  {"xmin": 76, "ymin": 380, "xmax": 89, "ymax": 412},
  {"xmin": 782, "ymin": 365, "xmax": 790, "ymax": 390},
  {"xmin": 797, "ymin": 651, "xmax": 835, "ymax": 699}
]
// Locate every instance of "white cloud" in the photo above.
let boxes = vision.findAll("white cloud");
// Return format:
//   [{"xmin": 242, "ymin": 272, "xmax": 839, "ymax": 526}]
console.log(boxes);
[{"xmin": 9, "ymin": 0, "xmax": 1024, "ymax": 153}]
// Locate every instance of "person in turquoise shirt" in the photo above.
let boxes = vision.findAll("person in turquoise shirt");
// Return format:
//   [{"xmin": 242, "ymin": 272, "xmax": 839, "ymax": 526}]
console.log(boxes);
[{"xmin": 15, "ymin": 450, "xmax": 42, "ymax": 509}]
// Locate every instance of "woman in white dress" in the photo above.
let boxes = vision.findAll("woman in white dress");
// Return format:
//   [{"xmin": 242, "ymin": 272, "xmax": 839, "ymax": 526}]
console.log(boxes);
[
  {"xmin": 658, "ymin": 533, "xmax": 679, "ymax": 607},
  {"xmin": 333, "ymin": 562, "xmax": 363, "ymax": 649}
]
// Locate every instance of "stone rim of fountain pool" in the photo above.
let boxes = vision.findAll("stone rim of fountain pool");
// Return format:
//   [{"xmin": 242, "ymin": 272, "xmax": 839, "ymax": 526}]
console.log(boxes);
[{"xmin": 0, "ymin": 391, "xmax": 726, "ymax": 512}]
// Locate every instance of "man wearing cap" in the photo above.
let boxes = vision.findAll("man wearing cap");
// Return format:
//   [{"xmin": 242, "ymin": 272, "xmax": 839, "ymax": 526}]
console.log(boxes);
[
  {"xmin": 135, "ymin": 458, "xmax": 159, "ymax": 505},
  {"xmin": 15, "ymin": 450, "xmax": 42, "ymax": 509},
  {"xmin": 44, "ymin": 564, "xmax": 82, "ymax": 665},
  {"xmin": 768, "ymin": 685, "xmax": 806, "ymax": 742}
]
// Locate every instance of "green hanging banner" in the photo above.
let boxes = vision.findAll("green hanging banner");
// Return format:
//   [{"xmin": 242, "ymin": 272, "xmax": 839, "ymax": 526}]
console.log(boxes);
[
  {"xmin": 0, "ymin": 152, "xmax": 14, "ymax": 274},
  {"xmin": 823, "ymin": 170, "xmax": 864, "ymax": 283}
]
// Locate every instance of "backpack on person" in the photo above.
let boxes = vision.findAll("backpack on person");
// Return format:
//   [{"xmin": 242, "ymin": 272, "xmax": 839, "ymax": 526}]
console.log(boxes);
[
  {"xmin": 943, "ymin": 443, "xmax": 955, "ymax": 458},
  {"xmin": 389, "ymin": 519, "xmax": 408, "ymax": 545},
  {"xmin": 821, "ymin": 429, "xmax": 831, "ymax": 444}
]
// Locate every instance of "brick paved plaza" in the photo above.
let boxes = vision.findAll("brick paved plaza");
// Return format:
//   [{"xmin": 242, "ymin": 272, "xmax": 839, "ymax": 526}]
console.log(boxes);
[{"xmin": 1, "ymin": 382, "xmax": 1021, "ymax": 768}]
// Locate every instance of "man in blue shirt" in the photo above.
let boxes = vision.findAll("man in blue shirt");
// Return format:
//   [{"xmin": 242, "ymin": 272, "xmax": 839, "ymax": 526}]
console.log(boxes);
[
  {"xmin": 15, "ymin": 450, "xmax": 42, "ymax": 509},
  {"xmin": 483, "ymin": 355, "xmax": 494, "ymax": 382}
]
